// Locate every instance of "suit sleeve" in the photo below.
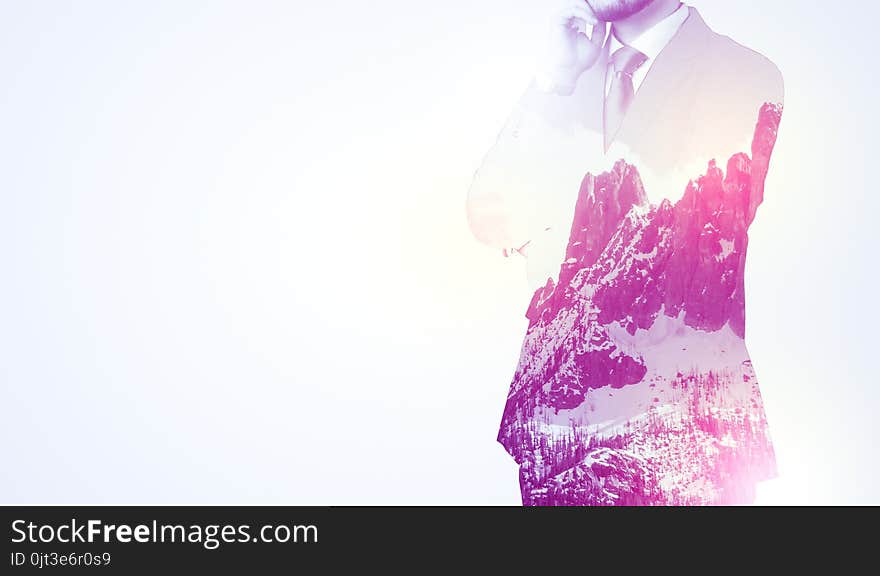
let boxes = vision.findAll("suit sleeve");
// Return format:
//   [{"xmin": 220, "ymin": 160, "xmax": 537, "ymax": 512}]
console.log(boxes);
[
  {"xmin": 466, "ymin": 90, "xmax": 539, "ymax": 251},
  {"xmin": 466, "ymin": 83, "xmax": 573, "ymax": 252}
]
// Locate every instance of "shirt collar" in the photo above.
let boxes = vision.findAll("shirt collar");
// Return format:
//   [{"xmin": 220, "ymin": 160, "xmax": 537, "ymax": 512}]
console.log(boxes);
[{"xmin": 607, "ymin": 3, "xmax": 689, "ymax": 64}]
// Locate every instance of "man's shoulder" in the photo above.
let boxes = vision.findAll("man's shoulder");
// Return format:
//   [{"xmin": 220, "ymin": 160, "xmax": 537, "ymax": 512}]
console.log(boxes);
[{"xmin": 699, "ymin": 25, "xmax": 784, "ymax": 105}]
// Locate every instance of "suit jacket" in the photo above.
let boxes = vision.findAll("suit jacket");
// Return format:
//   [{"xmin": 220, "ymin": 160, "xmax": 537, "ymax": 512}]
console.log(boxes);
[
  {"xmin": 477, "ymin": 6, "xmax": 786, "ymax": 505},
  {"xmin": 467, "ymin": 6, "xmax": 783, "ymax": 291}
]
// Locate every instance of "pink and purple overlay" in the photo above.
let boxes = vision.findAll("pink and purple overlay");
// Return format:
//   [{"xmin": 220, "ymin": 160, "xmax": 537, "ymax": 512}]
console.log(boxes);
[{"xmin": 498, "ymin": 103, "xmax": 781, "ymax": 505}]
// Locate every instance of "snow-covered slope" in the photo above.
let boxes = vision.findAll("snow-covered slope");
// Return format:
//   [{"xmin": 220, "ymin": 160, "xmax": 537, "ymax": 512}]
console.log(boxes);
[{"xmin": 499, "ymin": 103, "xmax": 782, "ymax": 505}]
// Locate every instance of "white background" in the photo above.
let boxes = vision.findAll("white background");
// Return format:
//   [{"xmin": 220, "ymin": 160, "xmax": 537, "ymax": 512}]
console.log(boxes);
[{"xmin": 1, "ymin": 0, "xmax": 877, "ymax": 504}]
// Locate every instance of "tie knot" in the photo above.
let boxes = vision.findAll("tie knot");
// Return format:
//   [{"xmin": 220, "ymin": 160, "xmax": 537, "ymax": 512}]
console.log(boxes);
[{"xmin": 610, "ymin": 45, "xmax": 648, "ymax": 77}]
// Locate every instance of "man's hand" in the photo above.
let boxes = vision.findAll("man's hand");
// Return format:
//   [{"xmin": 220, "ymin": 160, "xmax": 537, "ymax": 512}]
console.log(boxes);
[{"xmin": 536, "ymin": 1, "xmax": 606, "ymax": 95}]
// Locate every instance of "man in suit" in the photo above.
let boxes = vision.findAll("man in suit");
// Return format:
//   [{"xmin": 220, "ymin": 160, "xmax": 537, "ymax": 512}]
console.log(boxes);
[
  {"xmin": 468, "ymin": 0, "xmax": 782, "ymax": 290},
  {"xmin": 468, "ymin": 1, "xmax": 784, "ymax": 505}
]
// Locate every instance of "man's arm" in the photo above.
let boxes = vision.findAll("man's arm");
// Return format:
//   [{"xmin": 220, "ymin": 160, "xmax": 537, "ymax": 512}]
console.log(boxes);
[
  {"xmin": 467, "ymin": 0, "xmax": 605, "ymax": 254},
  {"xmin": 466, "ymin": 102, "xmax": 535, "ymax": 253}
]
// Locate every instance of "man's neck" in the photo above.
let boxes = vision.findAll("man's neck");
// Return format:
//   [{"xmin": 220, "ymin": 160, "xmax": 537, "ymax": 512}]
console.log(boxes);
[{"xmin": 612, "ymin": 0, "xmax": 682, "ymax": 45}]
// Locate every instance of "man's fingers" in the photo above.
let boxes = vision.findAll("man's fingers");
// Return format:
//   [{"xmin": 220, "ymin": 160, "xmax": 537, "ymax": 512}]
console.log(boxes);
[
  {"xmin": 588, "ymin": 22, "xmax": 606, "ymax": 47},
  {"xmin": 578, "ymin": 0, "xmax": 600, "ymax": 22},
  {"xmin": 554, "ymin": 3, "xmax": 604, "ymax": 44},
  {"xmin": 555, "ymin": 3, "xmax": 597, "ymax": 27}
]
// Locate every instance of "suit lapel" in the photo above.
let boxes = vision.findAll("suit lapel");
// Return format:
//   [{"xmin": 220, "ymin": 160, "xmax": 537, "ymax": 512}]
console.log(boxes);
[{"xmin": 613, "ymin": 7, "xmax": 713, "ymax": 166}]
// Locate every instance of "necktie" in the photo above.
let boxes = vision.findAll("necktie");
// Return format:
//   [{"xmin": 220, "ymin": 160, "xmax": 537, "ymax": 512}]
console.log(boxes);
[{"xmin": 604, "ymin": 45, "xmax": 648, "ymax": 151}]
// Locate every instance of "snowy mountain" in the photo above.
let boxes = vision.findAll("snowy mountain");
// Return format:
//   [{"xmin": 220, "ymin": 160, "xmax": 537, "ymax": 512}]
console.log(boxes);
[{"xmin": 499, "ymin": 103, "xmax": 782, "ymax": 505}]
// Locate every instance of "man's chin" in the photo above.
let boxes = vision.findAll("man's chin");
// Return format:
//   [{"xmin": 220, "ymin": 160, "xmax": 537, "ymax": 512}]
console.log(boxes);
[{"xmin": 586, "ymin": 0, "xmax": 654, "ymax": 23}]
